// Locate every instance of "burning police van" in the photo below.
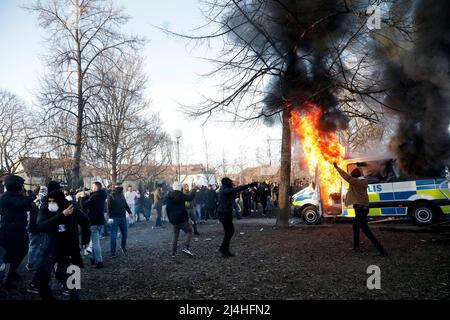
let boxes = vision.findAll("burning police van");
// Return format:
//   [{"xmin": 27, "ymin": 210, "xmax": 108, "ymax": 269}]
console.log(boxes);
[{"xmin": 292, "ymin": 155, "xmax": 450, "ymax": 226}]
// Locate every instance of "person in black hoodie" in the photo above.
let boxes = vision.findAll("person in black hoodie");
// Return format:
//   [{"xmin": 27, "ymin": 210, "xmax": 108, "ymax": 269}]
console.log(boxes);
[
  {"xmin": 80, "ymin": 182, "xmax": 107, "ymax": 269},
  {"xmin": 166, "ymin": 182, "xmax": 197, "ymax": 258},
  {"xmin": 107, "ymin": 184, "xmax": 132, "ymax": 257},
  {"xmin": 217, "ymin": 178, "xmax": 257, "ymax": 257},
  {"xmin": 31, "ymin": 187, "xmax": 90, "ymax": 300},
  {"xmin": 0, "ymin": 175, "xmax": 36, "ymax": 290}
]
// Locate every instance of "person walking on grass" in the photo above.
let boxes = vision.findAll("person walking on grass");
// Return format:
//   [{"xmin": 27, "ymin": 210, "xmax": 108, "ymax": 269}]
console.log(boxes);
[
  {"xmin": 217, "ymin": 178, "xmax": 257, "ymax": 258},
  {"xmin": 166, "ymin": 182, "xmax": 197, "ymax": 258},
  {"xmin": 80, "ymin": 182, "xmax": 108, "ymax": 269},
  {"xmin": 333, "ymin": 162, "xmax": 388, "ymax": 257},
  {"xmin": 107, "ymin": 184, "xmax": 132, "ymax": 258}
]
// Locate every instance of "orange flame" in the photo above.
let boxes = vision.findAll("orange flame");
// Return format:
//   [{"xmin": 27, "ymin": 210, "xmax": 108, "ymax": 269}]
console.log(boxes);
[{"xmin": 291, "ymin": 103, "xmax": 345, "ymax": 206}]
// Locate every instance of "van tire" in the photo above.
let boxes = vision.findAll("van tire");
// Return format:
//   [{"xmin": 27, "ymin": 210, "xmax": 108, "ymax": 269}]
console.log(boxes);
[
  {"xmin": 409, "ymin": 203, "xmax": 438, "ymax": 226},
  {"xmin": 301, "ymin": 205, "xmax": 321, "ymax": 225}
]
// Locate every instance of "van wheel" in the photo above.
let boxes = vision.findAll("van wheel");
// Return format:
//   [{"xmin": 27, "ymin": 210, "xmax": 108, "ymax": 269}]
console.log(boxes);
[
  {"xmin": 410, "ymin": 203, "xmax": 438, "ymax": 226},
  {"xmin": 301, "ymin": 205, "xmax": 321, "ymax": 225}
]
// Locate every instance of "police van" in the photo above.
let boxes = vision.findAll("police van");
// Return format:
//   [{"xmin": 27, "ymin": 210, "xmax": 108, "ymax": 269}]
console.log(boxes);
[{"xmin": 292, "ymin": 156, "xmax": 450, "ymax": 226}]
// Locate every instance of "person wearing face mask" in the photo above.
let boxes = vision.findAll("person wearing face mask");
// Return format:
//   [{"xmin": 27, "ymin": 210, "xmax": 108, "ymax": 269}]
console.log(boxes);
[
  {"xmin": 0, "ymin": 175, "xmax": 36, "ymax": 290},
  {"xmin": 217, "ymin": 178, "xmax": 257, "ymax": 257},
  {"xmin": 30, "ymin": 187, "xmax": 90, "ymax": 300},
  {"xmin": 333, "ymin": 163, "xmax": 388, "ymax": 257}
]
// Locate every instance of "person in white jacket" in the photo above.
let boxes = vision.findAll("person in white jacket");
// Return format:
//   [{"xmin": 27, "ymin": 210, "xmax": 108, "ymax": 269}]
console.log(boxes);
[{"xmin": 124, "ymin": 186, "xmax": 140, "ymax": 226}]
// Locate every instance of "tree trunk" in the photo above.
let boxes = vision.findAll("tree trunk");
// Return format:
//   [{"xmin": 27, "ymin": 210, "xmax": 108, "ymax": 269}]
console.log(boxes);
[
  {"xmin": 72, "ymin": 26, "xmax": 83, "ymax": 188},
  {"xmin": 276, "ymin": 107, "xmax": 291, "ymax": 228}
]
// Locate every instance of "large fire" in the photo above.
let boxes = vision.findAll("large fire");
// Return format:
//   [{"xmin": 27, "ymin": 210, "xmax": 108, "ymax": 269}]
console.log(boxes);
[{"xmin": 291, "ymin": 103, "xmax": 346, "ymax": 206}]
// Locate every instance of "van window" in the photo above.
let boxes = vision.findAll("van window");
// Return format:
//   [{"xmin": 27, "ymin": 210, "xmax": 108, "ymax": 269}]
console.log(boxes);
[{"xmin": 347, "ymin": 159, "xmax": 405, "ymax": 183}]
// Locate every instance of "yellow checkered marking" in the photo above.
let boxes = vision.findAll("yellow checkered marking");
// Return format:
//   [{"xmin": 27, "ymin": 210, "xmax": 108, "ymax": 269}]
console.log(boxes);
[
  {"xmin": 368, "ymin": 193, "xmax": 380, "ymax": 201},
  {"xmin": 345, "ymin": 208, "xmax": 381, "ymax": 217},
  {"xmin": 441, "ymin": 206, "xmax": 450, "ymax": 214},
  {"xmin": 416, "ymin": 189, "xmax": 447, "ymax": 199}
]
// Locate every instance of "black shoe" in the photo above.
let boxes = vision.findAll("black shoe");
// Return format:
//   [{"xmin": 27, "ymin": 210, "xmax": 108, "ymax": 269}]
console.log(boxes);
[
  {"xmin": 194, "ymin": 232, "xmax": 200, "ymax": 236},
  {"xmin": 95, "ymin": 262, "xmax": 104, "ymax": 269},
  {"xmin": 121, "ymin": 248, "xmax": 128, "ymax": 256},
  {"xmin": 1, "ymin": 279, "xmax": 17, "ymax": 290},
  {"xmin": 374, "ymin": 250, "xmax": 388, "ymax": 257},
  {"xmin": 351, "ymin": 247, "xmax": 361, "ymax": 252},
  {"xmin": 111, "ymin": 253, "xmax": 117, "ymax": 258},
  {"xmin": 219, "ymin": 250, "xmax": 235, "ymax": 258}
]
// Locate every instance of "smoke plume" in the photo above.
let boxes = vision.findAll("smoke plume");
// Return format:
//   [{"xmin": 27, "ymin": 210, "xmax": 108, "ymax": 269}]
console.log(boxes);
[{"xmin": 376, "ymin": 0, "xmax": 450, "ymax": 177}]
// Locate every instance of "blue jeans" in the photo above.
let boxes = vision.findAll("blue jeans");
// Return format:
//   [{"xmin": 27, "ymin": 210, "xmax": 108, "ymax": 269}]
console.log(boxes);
[
  {"xmin": 28, "ymin": 233, "xmax": 44, "ymax": 266},
  {"xmin": 195, "ymin": 204, "xmax": 202, "ymax": 221},
  {"xmin": 110, "ymin": 217, "xmax": 128, "ymax": 255},
  {"xmin": 144, "ymin": 207, "xmax": 151, "ymax": 221},
  {"xmin": 90, "ymin": 225, "xmax": 103, "ymax": 263}
]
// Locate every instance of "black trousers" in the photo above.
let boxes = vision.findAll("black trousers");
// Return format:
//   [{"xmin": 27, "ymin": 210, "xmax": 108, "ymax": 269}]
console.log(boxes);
[
  {"xmin": 33, "ymin": 243, "xmax": 79, "ymax": 300},
  {"xmin": 353, "ymin": 206, "xmax": 385, "ymax": 252},
  {"xmin": 218, "ymin": 214, "xmax": 234, "ymax": 253},
  {"xmin": 1, "ymin": 228, "xmax": 28, "ymax": 281}
]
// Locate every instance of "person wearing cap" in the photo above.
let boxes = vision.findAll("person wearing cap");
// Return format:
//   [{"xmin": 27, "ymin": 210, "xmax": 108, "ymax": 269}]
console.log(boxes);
[
  {"xmin": 0, "ymin": 175, "xmax": 36, "ymax": 290},
  {"xmin": 333, "ymin": 163, "xmax": 388, "ymax": 256},
  {"xmin": 166, "ymin": 181, "xmax": 197, "ymax": 258},
  {"xmin": 217, "ymin": 178, "xmax": 257, "ymax": 257},
  {"xmin": 31, "ymin": 187, "xmax": 90, "ymax": 300}
]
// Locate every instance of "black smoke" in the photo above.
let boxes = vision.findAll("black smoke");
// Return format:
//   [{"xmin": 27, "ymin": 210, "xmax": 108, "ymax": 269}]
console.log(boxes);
[
  {"xmin": 375, "ymin": 0, "xmax": 450, "ymax": 177},
  {"xmin": 224, "ymin": 0, "xmax": 361, "ymax": 131}
]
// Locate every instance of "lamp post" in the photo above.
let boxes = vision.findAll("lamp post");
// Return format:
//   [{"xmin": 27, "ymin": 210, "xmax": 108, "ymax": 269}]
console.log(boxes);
[{"xmin": 174, "ymin": 129, "xmax": 182, "ymax": 182}]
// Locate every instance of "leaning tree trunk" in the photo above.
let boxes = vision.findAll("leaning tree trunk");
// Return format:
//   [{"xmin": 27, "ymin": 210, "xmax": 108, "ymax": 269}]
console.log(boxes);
[{"xmin": 276, "ymin": 107, "xmax": 291, "ymax": 228}]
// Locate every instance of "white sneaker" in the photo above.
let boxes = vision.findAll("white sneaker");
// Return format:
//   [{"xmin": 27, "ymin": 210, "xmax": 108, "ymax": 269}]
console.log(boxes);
[
  {"xmin": 0, "ymin": 263, "xmax": 5, "ymax": 272},
  {"xmin": 182, "ymin": 248, "xmax": 193, "ymax": 257}
]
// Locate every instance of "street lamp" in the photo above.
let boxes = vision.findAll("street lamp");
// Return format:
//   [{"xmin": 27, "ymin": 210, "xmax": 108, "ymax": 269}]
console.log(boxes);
[{"xmin": 174, "ymin": 129, "xmax": 182, "ymax": 182}]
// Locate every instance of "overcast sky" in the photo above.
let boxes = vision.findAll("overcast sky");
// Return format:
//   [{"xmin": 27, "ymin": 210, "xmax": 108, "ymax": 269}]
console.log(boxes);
[{"xmin": 0, "ymin": 0, "xmax": 282, "ymax": 171}]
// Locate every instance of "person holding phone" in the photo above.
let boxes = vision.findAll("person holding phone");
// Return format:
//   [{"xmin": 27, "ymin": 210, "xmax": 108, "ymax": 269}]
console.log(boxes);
[{"xmin": 31, "ymin": 184, "xmax": 90, "ymax": 300}]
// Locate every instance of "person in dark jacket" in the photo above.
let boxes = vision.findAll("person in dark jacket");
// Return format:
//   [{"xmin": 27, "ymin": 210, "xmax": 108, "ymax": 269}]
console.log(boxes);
[
  {"xmin": 0, "ymin": 175, "xmax": 36, "ymax": 289},
  {"xmin": 217, "ymin": 178, "xmax": 257, "ymax": 257},
  {"xmin": 241, "ymin": 188, "xmax": 252, "ymax": 217},
  {"xmin": 143, "ymin": 189, "xmax": 153, "ymax": 222},
  {"xmin": 31, "ymin": 188, "xmax": 90, "ymax": 300},
  {"xmin": 25, "ymin": 187, "xmax": 43, "ymax": 271},
  {"xmin": 107, "ymin": 184, "xmax": 132, "ymax": 257},
  {"xmin": 80, "ymin": 182, "xmax": 107, "ymax": 269},
  {"xmin": 204, "ymin": 184, "xmax": 218, "ymax": 220},
  {"xmin": 257, "ymin": 182, "xmax": 271, "ymax": 216},
  {"xmin": 166, "ymin": 182, "xmax": 196, "ymax": 258}
]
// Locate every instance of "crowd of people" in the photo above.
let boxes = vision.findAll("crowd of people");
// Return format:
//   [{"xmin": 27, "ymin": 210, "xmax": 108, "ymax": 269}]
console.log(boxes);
[
  {"xmin": 0, "ymin": 176, "xmax": 279, "ymax": 300},
  {"xmin": 1, "ymin": 170, "xmax": 386, "ymax": 300}
]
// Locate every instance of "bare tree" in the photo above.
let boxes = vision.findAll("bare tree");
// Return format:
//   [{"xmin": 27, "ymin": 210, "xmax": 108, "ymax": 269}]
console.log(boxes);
[
  {"xmin": 0, "ymin": 90, "xmax": 34, "ymax": 174},
  {"xmin": 85, "ymin": 51, "xmax": 170, "ymax": 185},
  {"xmin": 26, "ymin": 0, "xmax": 143, "ymax": 187},
  {"xmin": 165, "ymin": 0, "xmax": 403, "ymax": 227}
]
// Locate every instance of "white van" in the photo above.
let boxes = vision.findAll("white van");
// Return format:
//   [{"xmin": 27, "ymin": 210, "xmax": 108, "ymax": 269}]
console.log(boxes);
[{"xmin": 292, "ymin": 156, "xmax": 450, "ymax": 226}]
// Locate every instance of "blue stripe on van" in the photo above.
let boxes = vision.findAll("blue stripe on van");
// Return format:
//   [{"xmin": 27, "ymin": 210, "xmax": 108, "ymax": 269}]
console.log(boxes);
[
  {"xmin": 393, "ymin": 191, "xmax": 416, "ymax": 200},
  {"xmin": 416, "ymin": 180, "xmax": 436, "ymax": 186},
  {"xmin": 379, "ymin": 192, "xmax": 394, "ymax": 201},
  {"xmin": 396, "ymin": 207, "xmax": 407, "ymax": 214},
  {"xmin": 381, "ymin": 207, "xmax": 397, "ymax": 215},
  {"xmin": 416, "ymin": 185, "xmax": 437, "ymax": 190}
]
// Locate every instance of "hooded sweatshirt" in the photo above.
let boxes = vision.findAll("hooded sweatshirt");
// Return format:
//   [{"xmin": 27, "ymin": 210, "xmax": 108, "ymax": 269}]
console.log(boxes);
[{"xmin": 166, "ymin": 190, "xmax": 196, "ymax": 225}]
